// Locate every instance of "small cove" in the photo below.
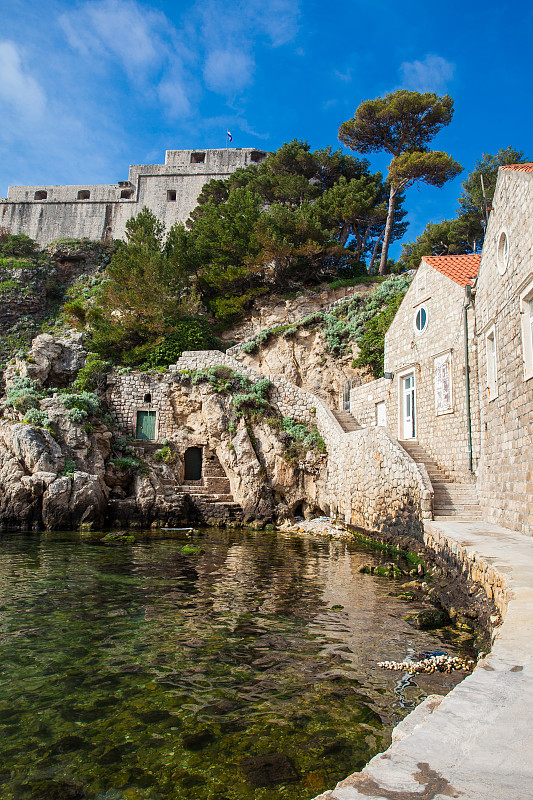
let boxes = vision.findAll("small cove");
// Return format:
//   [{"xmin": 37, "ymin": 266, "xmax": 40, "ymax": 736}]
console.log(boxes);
[{"xmin": 0, "ymin": 528, "xmax": 476, "ymax": 800}]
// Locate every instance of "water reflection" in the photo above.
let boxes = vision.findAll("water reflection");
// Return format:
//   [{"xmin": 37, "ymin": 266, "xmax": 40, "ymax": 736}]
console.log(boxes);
[{"xmin": 0, "ymin": 529, "xmax": 475, "ymax": 800}]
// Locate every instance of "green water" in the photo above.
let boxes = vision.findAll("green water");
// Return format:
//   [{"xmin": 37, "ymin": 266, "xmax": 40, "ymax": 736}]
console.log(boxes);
[{"xmin": 0, "ymin": 529, "xmax": 475, "ymax": 800}]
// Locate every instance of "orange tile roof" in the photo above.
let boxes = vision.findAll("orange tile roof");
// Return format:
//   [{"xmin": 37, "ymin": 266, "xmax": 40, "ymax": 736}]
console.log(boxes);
[
  {"xmin": 422, "ymin": 254, "xmax": 481, "ymax": 287},
  {"xmin": 500, "ymin": 163, "xmax": 533, "ymax": 173}
]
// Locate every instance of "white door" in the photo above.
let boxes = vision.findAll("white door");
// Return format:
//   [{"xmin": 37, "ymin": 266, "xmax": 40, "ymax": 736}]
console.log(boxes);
[
  {"xmin": 401, "ymin": 373, "xmax": 416, "ymax": 439},
  {"xmin": 376, "ymin": 401, "xmax": 386, "ymax": 427}
]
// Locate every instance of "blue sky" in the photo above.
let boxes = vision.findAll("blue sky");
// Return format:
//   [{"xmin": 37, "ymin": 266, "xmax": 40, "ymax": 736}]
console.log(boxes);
[{"xmin": 1, "ymin": 0, "xmax": 531, "ymax": 255}]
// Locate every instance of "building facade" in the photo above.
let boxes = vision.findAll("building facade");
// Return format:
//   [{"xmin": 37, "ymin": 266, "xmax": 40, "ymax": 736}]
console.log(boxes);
[
  {"xmin": 474, "ymin": 164, "xmax": 533, "ymax": 534},
  {"xmin": 349, "ymin": 164, "xmax": 533, "ymax": 536},
  {"xmin": 0, "ymin": 148, "xmax": 267, "ymax": 246}
]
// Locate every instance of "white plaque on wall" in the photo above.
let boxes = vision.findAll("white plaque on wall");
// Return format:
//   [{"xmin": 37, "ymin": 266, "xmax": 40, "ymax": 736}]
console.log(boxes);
[{"xmin": 435, "ymin": 352, "xmax": 452, "ymax": 414}]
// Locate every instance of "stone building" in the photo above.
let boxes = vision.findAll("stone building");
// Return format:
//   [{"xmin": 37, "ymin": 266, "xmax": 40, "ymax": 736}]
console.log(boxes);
[
  {"xmin": 350, "ymin": 254, "xmax": 481, "ymax": 483},
  {"xmin": 0, "ymin": 148, "xmax": 267, "ymax": 246},
  {"xmin": 350, "ymin": 163, "xmax": 533, "ymax": 535},
  {"xmin": 474, "ymin": 164, "xmax": 533, "ymax": 534}
]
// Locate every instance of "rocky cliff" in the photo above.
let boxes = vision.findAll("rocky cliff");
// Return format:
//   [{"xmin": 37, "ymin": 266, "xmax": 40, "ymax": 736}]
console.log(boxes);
[{"xmin": 0, "ymin": 335, "xmax": 327, "ymax": 531}]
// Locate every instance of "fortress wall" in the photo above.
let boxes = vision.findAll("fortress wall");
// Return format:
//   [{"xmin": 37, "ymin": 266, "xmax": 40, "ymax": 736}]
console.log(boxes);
[
  {"xmin": 1, "ymin": 148, "xmax": 267, "ymax": 246},
  {"xmin": 0, "ymin": 200, "xmax": 124, "ymax": 245}
]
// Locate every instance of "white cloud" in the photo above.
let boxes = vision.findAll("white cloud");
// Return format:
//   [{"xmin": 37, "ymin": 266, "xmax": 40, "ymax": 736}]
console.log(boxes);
[
  {"xmin": 59, "ymin": 0, "xmax": 192, "ymax": 116},
  {"xmin": 204, "ymin": 49, "xmax": 254, "ymax": 94},
  {"xmin": 197, "ymin": 0, "xmax": 300, "ymax": 95},
  {"xmin": 158, "ymin": 74, "xmax": 192, "ymax": 118},
  {"xmin": 399, "ymin": 54, "xmax": 455, "ymax": 94},
  {"xmin": 0, "ymin": 40, "xmax": 46, "ymax": 120},
  {"xmin": 60, "ymin": 0, "xmax": 164, "ymax": 77}
]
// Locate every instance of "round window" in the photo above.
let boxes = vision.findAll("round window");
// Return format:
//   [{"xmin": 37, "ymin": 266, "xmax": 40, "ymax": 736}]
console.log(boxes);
[
  {"xmin": 497, "ymin": 230, "xmax": 509, "ymax": 275},
  {"xmin": 415, "ymin": 306, "xmax": 427, "ymax": 333}
]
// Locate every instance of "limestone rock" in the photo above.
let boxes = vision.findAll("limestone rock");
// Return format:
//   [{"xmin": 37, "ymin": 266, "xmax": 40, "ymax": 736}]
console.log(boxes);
[{"xmin": 5, "ymin": 332, "xmax": 86, "ymax": 388}]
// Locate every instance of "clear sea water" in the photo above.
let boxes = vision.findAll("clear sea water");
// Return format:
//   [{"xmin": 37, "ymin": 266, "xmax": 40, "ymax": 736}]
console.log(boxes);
[{"xmin": 0, "ymin": 528, "xmax": 475, "ymax": 800}]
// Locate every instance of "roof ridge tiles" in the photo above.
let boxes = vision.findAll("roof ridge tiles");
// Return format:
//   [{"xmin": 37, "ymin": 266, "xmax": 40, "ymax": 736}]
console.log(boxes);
[{"xmin": 422, "ymin": 254, "xmax": 481, "ymax": 288}]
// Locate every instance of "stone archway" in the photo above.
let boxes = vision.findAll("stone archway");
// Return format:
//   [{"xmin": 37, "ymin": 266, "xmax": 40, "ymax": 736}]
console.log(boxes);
[{"xmin": 184, "ymin": 447, "xmax": 202, "ymax": 481}]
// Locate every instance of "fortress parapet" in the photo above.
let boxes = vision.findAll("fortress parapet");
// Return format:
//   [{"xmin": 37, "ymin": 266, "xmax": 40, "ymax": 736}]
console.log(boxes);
[{"xmin": 0, "ymin": 148, "xmax": 267, "ymax": 245}]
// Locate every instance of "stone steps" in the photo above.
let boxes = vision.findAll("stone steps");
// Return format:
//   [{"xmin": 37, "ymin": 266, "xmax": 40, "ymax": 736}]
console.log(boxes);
[
  {"xmin": 400, "ymin": 440, "xmax": 481, "ymax": 520},
  {"xmin": 332, "ymin": 409, "xmax": 361, "ymax": 432}
]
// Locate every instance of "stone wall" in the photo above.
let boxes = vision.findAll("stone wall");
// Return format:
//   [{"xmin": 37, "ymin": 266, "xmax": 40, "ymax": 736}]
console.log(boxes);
[
  {"xmin": 172, "ymin": 351, "xmax": 432, "ymax": 534},
  {"xmin": 106, "ymin": 372, "xmax": 182, "ymax": 440},
  {"xmin": 0, "ymin": 148, "xmax": 267, "ymax": 245},
  {"xmin": 349, "ymin": 377, "xmax": 391, "ymax": 428},
  {"xmin": 474, "ymin": 168, "xmax": 533, "ymax": 535},
  {"xmin": 347, "ymin": 262, "xmax": 480, "ymax": 482}
]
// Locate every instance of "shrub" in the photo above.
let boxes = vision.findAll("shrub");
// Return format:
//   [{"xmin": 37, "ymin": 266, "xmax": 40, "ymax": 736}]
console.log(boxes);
[
  {"xmin": 62, "ymin": 460, "xmax": 76, "ymax": 476},
  {"xmin": 23, "ymin": 408, "xmax": 50, "ymax": 428},
  {"xmin": 73, "ymin": 353, "xmax": 111, "ymax": 391},
  {"xmin": 6, "ymin": 377, "xmax": 44, "ymax": 414},
  {"xmin": 143, "ymin": 318, "xmax": 222, "ymax": 368},
  {"xmin": 110, "ymin": 456, "xmax": 142, "ymax": 470},
  {"xmin": 154, "ymin": 445, "xmax": 176, "ymax": 464},
  {"xmin": 232, "ymin": 378, "xmax": 273, "ymax": 412},
  {"xmin": 66, "ymin": 407, "xmax": 88, "ymax": 423},
  {"xmin": 60, "ymin": 391, "xmax": 100, "ymax": 416},
  {"xmin": 281, "ymin": 417, "xmax": 326, "ymax": 453}
]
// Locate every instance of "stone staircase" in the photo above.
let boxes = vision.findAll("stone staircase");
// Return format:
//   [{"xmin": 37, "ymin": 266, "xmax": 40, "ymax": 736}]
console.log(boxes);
[
  {"xmin": 151, "ymin": 450, "xmax": 243, "ymax": 524},
  {"xmin": 400, "ymin": 441, "xmax": 482, "ymax": 521},
  {"xmin": 331, "ymin": 408, "xmax": 361, "ymax": 432}
]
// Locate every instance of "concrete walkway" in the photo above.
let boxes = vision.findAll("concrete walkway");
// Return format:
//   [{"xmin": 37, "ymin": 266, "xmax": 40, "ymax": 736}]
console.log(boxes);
[{"xmin": 313, "ymin": 520, "xmax": 533, "ymax": 800}]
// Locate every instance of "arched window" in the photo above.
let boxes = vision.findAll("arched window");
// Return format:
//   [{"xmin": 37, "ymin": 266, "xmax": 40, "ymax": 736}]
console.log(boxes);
[
  {"xmin": 34, "ymin": 190, "xmax": 47, "ymax": 200},
  {"xmin": 77, "ymin": 190, "xmax": 90, "ymax": 200},
  {"xmin": 414, "ymin": 305, "xmax": 428, "ymax": 334}
]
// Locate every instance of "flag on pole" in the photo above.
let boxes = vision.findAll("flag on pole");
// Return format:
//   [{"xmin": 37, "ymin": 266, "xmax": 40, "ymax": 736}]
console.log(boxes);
[{"xmin": 227, "ymin": 130, "xmax": 233, "ymax": 142}]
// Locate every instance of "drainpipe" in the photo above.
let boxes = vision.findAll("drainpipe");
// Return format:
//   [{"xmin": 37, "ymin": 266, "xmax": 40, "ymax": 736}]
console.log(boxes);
[{"xmin": 463, "ymin": 284, "xmax": 473, "ymax": 472}]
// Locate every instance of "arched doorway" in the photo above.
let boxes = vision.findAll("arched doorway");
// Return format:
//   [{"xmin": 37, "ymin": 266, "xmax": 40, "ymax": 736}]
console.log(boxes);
[{"xmin": 184, "ymin": 447, "xmax": 202, "ymax": 480}]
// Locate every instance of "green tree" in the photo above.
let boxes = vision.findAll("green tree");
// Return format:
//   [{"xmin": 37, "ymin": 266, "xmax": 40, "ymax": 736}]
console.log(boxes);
[
  {"xmin": 399, "ymin": 214, "xmax": 482, "ymax": 270},
  {"xmin": 458, "ymin": 146, "xmax": 527, "ymax": 217},
  {"xmin": 339, "ymin": 90, "xmax": 462, "ymax": 274},
  {"xmin": 90, "ymin": 208, "xmax": 196, "ymax": 361},
  {"xmin": 400, "ymin": 146, "xmax": 529, "ymax": 269}
]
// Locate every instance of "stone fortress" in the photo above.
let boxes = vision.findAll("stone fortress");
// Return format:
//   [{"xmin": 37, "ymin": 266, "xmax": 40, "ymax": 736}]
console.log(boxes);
[{"xmin": 0, "ymin": 148, "xmax": 267, "ymax": 245}]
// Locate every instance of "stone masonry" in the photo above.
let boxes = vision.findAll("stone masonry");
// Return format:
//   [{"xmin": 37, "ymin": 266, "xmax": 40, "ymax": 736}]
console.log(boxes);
[
  {"xmin": 0, "ymin": 148, "xmax": 267, "ymax": 245},
  {"xmin": 350, "ymin": 258, "xmax": 481, "ymax": 483},
  {"xmin": 171, "ymin": 351, "xmax": 432, "ymax": 535},
  {"xmin": 474, "ymin": 167, "xmax": 533, "ymax": 535}
]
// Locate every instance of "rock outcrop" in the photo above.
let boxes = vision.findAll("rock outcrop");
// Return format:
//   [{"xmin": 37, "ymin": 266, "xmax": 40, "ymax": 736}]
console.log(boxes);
[{"xmin": 0, "ymin": 336, "xmax": 327, "ymax": 530}]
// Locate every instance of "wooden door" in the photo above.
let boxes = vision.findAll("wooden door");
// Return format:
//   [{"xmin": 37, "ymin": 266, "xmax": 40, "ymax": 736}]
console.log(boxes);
[{"xmin": 136, "ymin": 410, "xmax": 156, "ymax": 440}]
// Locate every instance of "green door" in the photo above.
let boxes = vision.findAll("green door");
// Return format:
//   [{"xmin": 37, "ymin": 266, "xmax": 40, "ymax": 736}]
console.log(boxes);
[{"xmin": 136, "ymin": 411, "xmax": 156, "ymax": 440}]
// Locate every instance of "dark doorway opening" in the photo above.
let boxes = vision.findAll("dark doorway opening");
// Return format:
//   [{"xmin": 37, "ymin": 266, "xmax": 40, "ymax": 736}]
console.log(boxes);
[{"xmin": 184, "ymin": 447, "xmax": 202, "ymax": 480}]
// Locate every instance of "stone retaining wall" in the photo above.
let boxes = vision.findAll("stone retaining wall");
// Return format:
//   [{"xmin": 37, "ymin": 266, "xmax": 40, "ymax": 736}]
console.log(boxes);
[{"xmin": 172, "ymin": 351, "xmax": 432, "ymax": 535}]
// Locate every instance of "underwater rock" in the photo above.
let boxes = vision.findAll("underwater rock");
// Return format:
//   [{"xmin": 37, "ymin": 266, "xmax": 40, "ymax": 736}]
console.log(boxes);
[
  {"xmin": 240, "ymin": 752, "xmax": 299, "ymax": 788},
  {"xmin": 182, "ymin": 729, "xmax": 216, "ymax": 751},
  {"xmin": 49, "ymin": 735, "xmax": 93, "ymax": 755},
  {"xmin": 25, "ymin": 779, "xmax": 85, "ymax": 800}
]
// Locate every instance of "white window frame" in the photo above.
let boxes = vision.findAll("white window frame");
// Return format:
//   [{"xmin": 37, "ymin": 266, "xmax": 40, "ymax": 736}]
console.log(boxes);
[
  {"xmin": 485, "ymin": 325, "xmax": 498, "ymax": 401},
  {"xmin": 397, "ymin": 366, "xmax": 417, "ymax": 440},
  {"xmin": 413, "ymin": 303, "xmax": 428, "ymax": 335},
  {"xmin": 496, "ymin": 229, "xmax": 509, "ymax": 276},
  {"xmin": 520, "ymin": 279, "xmax": 533, "ymax": 381}
]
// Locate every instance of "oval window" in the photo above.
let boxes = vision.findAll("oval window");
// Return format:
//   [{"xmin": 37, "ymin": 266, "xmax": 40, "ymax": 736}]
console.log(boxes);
[
  {"xmin": 415, "ymin": 306, "xmax": 427, "ymax": 333},
  {"xmin": 497, "ymin": 230, "xmax": 509, "ymax": 275}
]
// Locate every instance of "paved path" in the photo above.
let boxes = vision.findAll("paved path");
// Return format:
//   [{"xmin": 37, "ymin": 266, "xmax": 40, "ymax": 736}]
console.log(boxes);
[{"xmin": 313, "ymin": 520, "xmax": 533, "ymax": 800}]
